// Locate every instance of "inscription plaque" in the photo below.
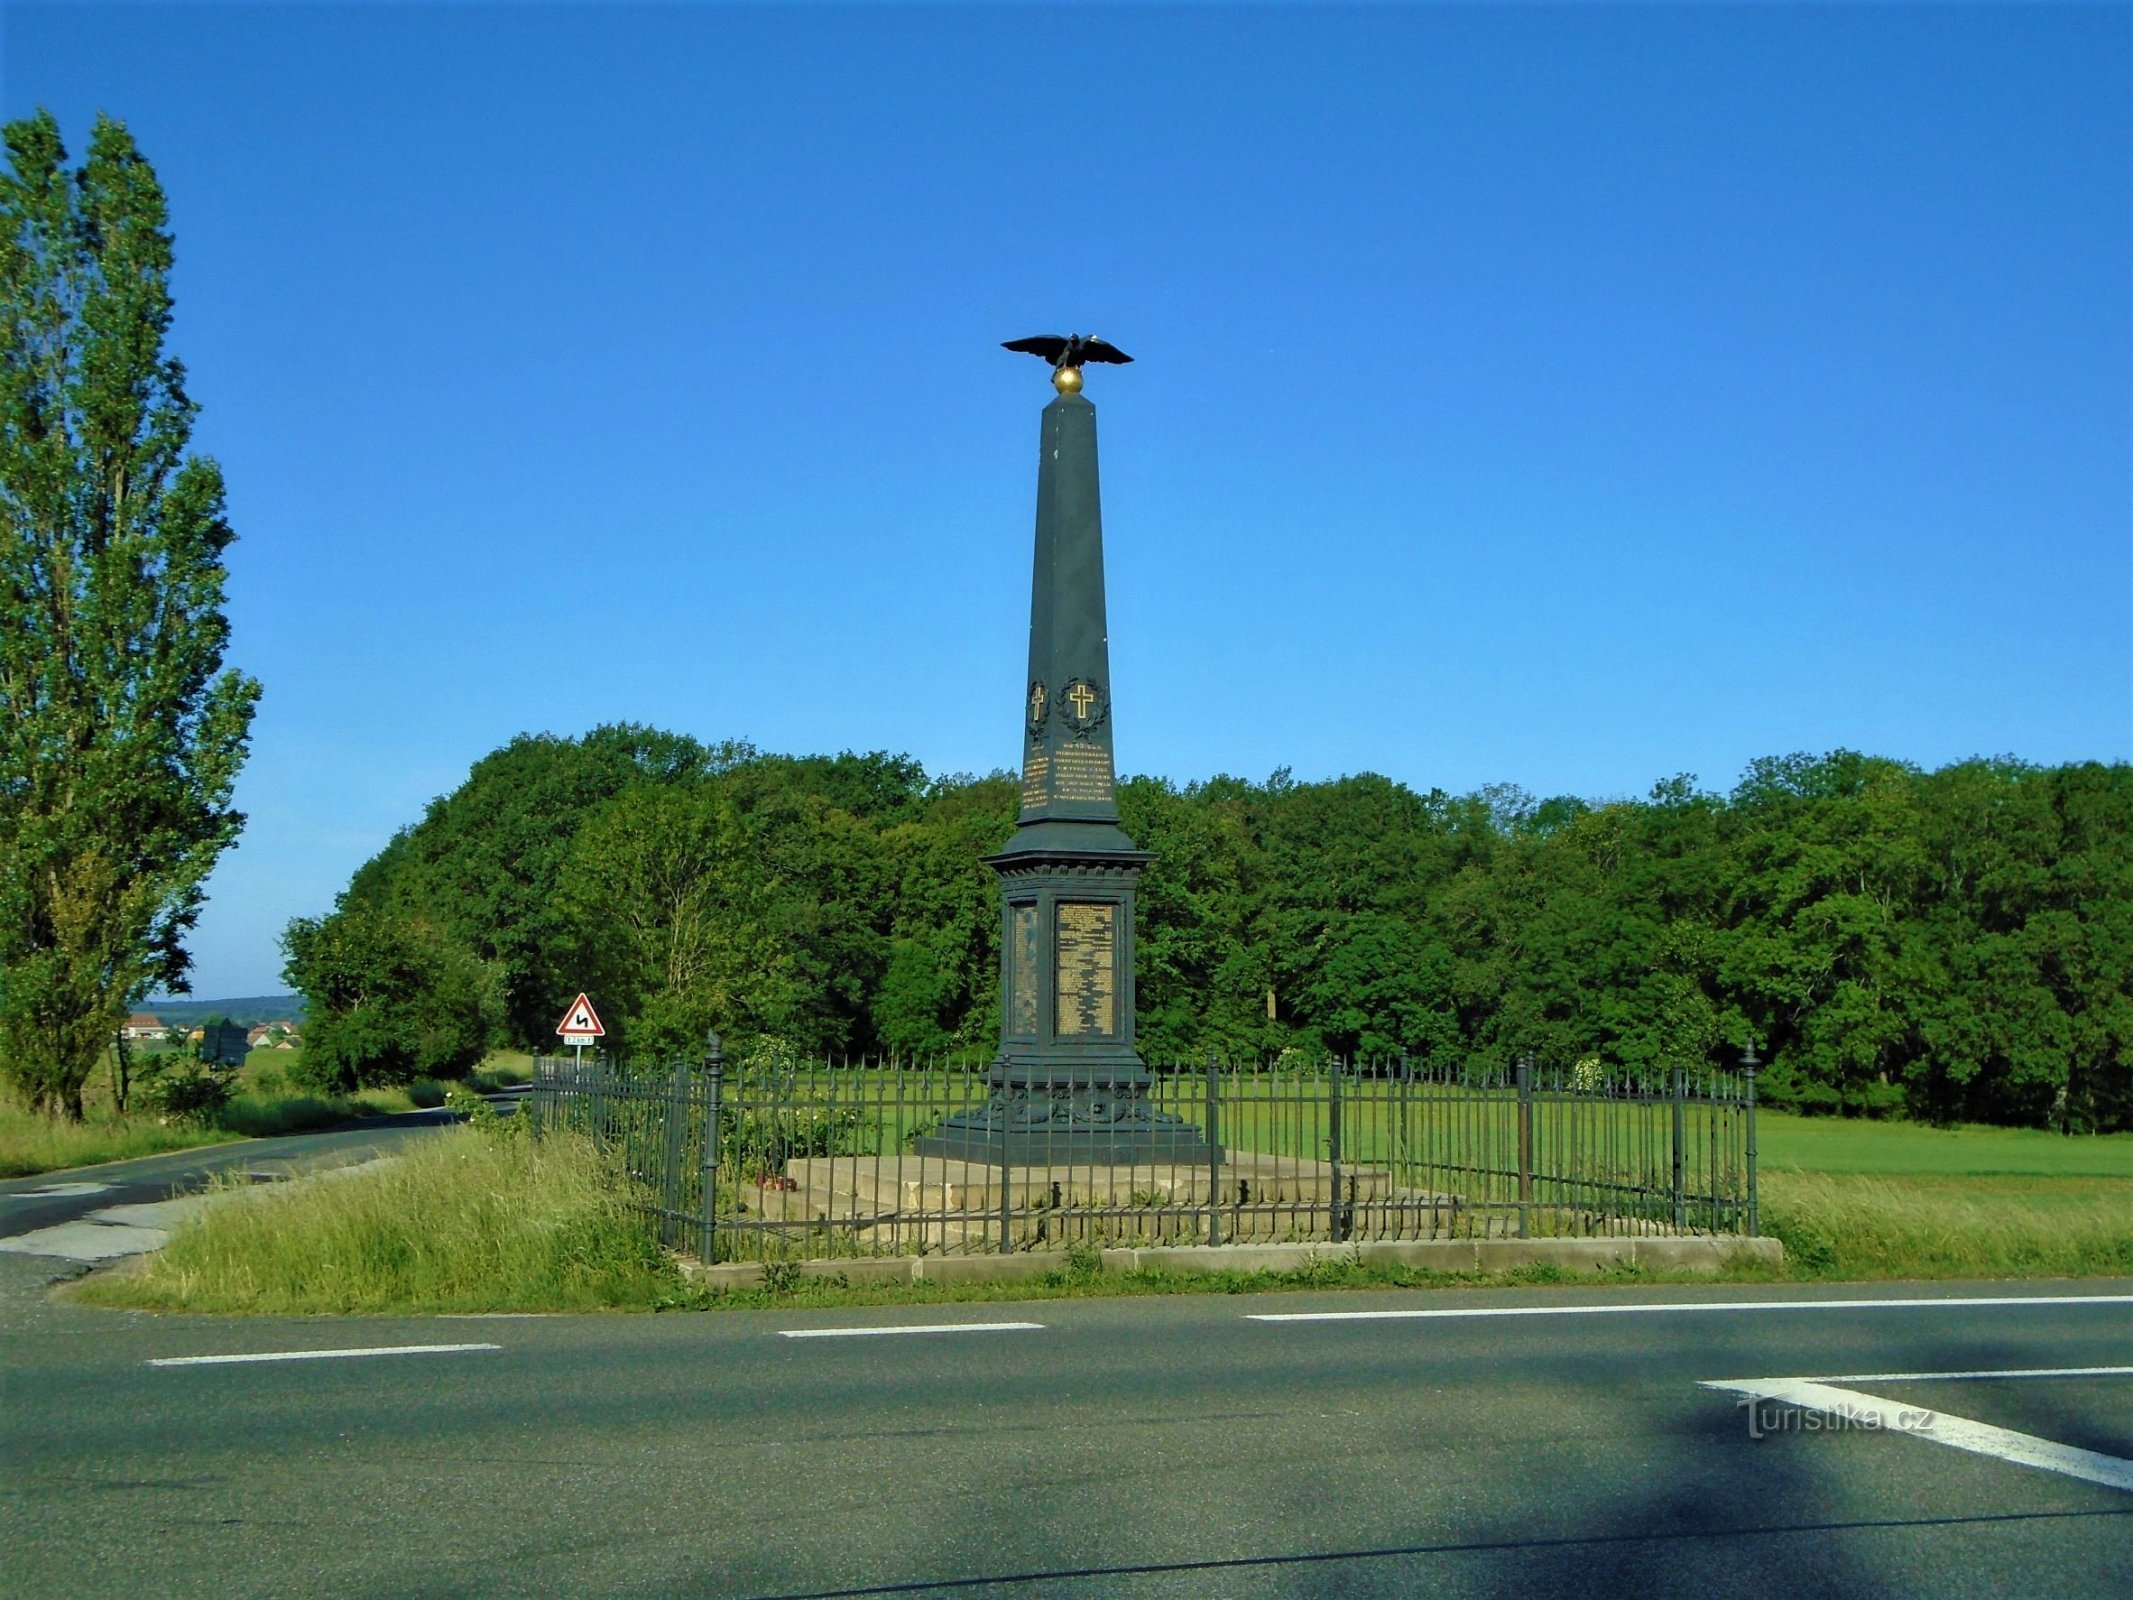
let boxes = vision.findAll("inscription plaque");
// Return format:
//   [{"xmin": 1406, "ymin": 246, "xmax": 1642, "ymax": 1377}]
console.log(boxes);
[
  {"xmin": 1008, "ymin": 903, "xmax": 1040, "ymax": 1036},
  {"xmin": 1020, "ymin": 750, "xmax": 1050, "ymax": 809},
  {"xmin": 1054, "ymin": 901, "xmax": 1117, "ymax": 1036},
  {"xmin": 1049, "ymin": 742, "xmax": 1114, "ymax": 803}
]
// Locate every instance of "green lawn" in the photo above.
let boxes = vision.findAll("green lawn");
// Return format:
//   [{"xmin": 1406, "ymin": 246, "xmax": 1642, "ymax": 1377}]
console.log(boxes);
[{"xmin": 1755, "ymin": 1110, "xmax": 2132, "ymax": 1177}]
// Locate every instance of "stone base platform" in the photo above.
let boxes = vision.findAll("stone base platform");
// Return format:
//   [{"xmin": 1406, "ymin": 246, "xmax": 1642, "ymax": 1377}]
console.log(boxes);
[
  {"xmin": 765, "ymin": 1150, "xmax": 1406, "ymax": 1211},
  {"xmin": 727, "ymin": 1151, "xmax": 1460, "ymax": 1250}
]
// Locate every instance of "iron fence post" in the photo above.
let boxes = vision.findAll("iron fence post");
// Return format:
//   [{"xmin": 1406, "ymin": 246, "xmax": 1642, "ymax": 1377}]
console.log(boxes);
[
  {"xmin": 1205, "ymin": 1055, "xmax": 1222, "ymax": 1248},
  {"xmin": 661, "ymin": 1056, "xmax": 690, "ymax": 1249},
  {"xmin": 1671, "ymin": 1064, "xmax": 1687, "ymax": 1232},
  {"xmin": 1396, "ymin": 1050, "xmax": 1411, "ymax": 1190},
  {"xmin": 698, "ymin": 1032, "xmax": 723, "ymax": 1264},
  {"xmin": 1328, "ymin": 1059, "xmax": 1346, "ymax": 1244},
  {"xmin": 998, "ymin": 1104, "xmax": 1013, "ymax": 1255},
  {"xmin": 1516, "ymin": 1053, "xmax": 1534, "ymax": 1240},
  {"xmin": 1742, "ymin": 1044, "xmax": 1760, "ymax": 1237}
]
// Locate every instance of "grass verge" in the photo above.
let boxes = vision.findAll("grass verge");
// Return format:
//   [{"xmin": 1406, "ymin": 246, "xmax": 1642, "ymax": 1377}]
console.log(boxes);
[
  {"xmin": 68, "ymin": 1123, "xmax": 681, "ymax": 1314},
  {"xmin": 0, "ymin": 1111, "xmax": 245, "ymax": 1178},
  {"xmin": 1760, "ymin": 1171, "xmax": 2133, "ymax": 1279}
]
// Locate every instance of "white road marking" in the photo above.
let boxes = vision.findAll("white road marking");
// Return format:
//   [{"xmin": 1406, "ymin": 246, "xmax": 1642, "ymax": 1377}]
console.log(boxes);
[
  {"xmin": 1246, "ymin": 1293, "xmax": 2133, "ymax": 1323},
  {"xmin": 148, "ymin": 1342, "xmax": 501, "ymax": 1368},
  {"xmin": 1704, "ymin": 1376, "xmax": 2133, "ymax": 1495},
  {"xmin": 1793, "ymin": 1365, "xmax": 2133, "ymax": 1386},
  {"xmin": 779, "ymin": 1321, "xmax": 1045, "ymax": 1339},
  {"xmin": 1, "ymin": 1181, "xmax": 111, "ymax": 1199}
]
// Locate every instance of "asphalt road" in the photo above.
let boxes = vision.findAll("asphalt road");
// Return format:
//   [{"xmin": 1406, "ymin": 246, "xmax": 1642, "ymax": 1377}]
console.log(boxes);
[{"xmin": 4, "ymin": 1266, "xmax": 2129, "ymax": 1599}]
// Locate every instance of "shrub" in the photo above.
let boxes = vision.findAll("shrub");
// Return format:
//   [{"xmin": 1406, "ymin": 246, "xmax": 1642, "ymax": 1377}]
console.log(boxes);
[
  {"xmin": 721, "ymin": 1105, "xmax": 872, "ymax": 1178},
  {"xmin": 444, "ymin": 1082, "xmax": 496, "ymax": 1124},
  {"xmin": 407, "ymin": 1078, "xmax": 447, "ymax": 1109},
  {"xmin": 137, "ymin": 1062, "xmax": 232, "ymax": 1124}
]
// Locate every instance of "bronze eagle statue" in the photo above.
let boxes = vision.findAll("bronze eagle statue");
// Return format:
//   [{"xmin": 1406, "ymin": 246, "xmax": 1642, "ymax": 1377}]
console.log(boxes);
[{"xmin": 1001, "ymin": 334, "xmax": 1134, "ymax": 370}]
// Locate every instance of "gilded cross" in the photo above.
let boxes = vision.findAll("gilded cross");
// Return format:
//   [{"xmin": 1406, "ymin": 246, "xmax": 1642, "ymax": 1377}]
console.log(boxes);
[
  {"xmin": 1067, "ymin": 682, "xmax": 1098, "ymax": 720},
  {"xmin": 1029, "ymin": 683, "xmax": 1046, "ymax": 724}
]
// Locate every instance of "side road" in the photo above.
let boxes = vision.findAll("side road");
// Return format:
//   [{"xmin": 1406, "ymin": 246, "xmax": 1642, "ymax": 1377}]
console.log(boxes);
[{"xmin": 0, "ymin": 1111, "xmax": 460, "ymax": 1262}]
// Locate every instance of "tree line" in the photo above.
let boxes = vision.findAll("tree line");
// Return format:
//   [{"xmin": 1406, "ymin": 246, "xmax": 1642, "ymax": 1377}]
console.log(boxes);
[{"xmin": 282, "ymin": 725, "xmax": 2131, "ymax": 1131}]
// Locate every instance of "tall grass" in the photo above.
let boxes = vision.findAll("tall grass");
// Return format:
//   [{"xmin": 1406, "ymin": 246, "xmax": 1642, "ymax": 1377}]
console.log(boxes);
[
  {"xmin": 74, "ymin": 1124, "xmax": 684, "ymax": 1313},
  {"xmin": 0, "ymin": 1110, "xmax": 243, "ymax": 1178},
  {"xmin": 1762, "ymin": 1171, "xmax": 2133, "ymax": 1279}
]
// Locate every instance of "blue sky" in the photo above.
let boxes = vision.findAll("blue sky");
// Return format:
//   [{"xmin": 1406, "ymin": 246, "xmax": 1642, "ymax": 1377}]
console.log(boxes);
[{"xmin": 6, "ymin": 3, "xmax": 2128, "ymax": 998}]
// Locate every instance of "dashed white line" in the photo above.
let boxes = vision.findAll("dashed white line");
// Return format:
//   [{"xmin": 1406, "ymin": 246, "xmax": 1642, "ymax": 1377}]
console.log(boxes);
[
  {"xmin": 148, "ymin": 1342, "xmax": 501, "ymax": 1367},
  {"xmin": 1246, "ymin": 1294, "xmax": 2133, "ymax": 1323},
  {"xmin": 1704, "ymin": 1375, "xmax": 2133, "ymax": 1495},
  {"xmin": 779, "ymin": 1321, "xmax": 1045, "ymax": 1340}
]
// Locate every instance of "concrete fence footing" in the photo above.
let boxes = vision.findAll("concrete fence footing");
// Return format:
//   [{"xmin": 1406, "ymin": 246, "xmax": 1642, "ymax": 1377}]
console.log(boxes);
[{"xmin": 680, "ymin": 1234, "xmax": 1785, "ymax": 1293}]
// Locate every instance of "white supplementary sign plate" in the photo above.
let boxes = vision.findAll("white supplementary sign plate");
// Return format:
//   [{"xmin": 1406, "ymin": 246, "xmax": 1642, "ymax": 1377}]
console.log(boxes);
[{"xmin": 554, "ymin": 992, "xmax": 605, "ymax": 1040}]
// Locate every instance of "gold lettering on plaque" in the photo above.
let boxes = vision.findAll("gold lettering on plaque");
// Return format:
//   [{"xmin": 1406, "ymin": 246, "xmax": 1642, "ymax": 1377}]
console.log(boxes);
[
  {"xmin": 1049, "ymin": 743, "xmax": 1113, "ymax": 802},
  {"xmin": 1020, "ymin": 750, "xmax": 1050, "ymax": 808},
  {"xmin": 1054, "ymin": 902, "xmax": 1117, "ymax": 1037},
  {"xmin": 1008, "ymin": 903, "xmax": 1039, "ymax": 1036}
]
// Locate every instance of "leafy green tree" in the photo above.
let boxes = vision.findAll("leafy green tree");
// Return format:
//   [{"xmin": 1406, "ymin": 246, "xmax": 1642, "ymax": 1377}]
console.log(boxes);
[
  {"xmin": 346, "ymin": 724, "xmax": 728, "ymax": 1046},
  {"xmin": 873, "ymin": 774, "xmax": 1018, "ymax": 1055},
  {"xmin": 280, "ymin": 903, "xmax": 501, "ymax": 1089},
  {"xmin": 0, "ymin": 111, "xmax": 259, "ymax": 1117},
  {"xmin": 554, "ymin": 782, "xmax": 792, "ymax": 1062}
]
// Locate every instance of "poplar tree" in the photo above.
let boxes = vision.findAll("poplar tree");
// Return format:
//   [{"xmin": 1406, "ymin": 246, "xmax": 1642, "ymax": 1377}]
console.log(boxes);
[{"xmin": 0, "ymin": 110, "xmax": 260, "ymax": 1118}]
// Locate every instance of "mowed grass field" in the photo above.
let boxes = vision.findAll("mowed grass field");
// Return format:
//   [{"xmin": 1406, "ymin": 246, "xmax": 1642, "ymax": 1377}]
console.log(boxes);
[{"xmin": 1757, "ymin": 1111, "xmax": 2133, "ymax": 1177}]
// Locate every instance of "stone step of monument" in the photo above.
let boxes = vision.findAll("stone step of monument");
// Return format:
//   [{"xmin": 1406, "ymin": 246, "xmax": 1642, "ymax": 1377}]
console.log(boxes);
[
  {"xmin": 771, "ymin": 1151, "xmax": 1414, "ymax": 1212},
  {"xmin": 730, "ymin": 1179, "xmax": 1472, "ymax": 1247}
]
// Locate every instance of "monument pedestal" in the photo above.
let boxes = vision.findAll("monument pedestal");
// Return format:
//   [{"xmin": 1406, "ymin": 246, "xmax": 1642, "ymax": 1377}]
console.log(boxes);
[{"xmin": 914, "ymin": 1075, "xmax": 1214, "ymax": 1166}]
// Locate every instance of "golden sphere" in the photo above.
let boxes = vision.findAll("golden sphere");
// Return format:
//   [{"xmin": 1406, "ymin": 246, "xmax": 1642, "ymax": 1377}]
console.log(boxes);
[{"xmin": 1052, "ymin": 364, "xmax": 1084, "ymax": 395}]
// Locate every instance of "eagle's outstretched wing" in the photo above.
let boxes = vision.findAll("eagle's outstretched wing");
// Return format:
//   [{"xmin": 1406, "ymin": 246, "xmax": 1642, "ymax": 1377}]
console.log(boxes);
[
  {"xmin": 1075, "ymin": 336, "xmax": 1133, "ymax": 366},
  {"xmin": 1002, "ymin": 335, "xmax": 1071, "ymax": 363}
]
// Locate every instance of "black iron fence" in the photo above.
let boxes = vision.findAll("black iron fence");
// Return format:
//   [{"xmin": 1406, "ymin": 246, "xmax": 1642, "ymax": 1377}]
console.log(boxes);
[{"xmin": 526, "ymin": 1041, "xmax": 1760, "ymax": 1263}]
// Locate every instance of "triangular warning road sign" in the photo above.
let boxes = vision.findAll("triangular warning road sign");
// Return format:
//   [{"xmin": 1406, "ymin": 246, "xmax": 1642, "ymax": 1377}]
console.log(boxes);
[{"xmin": 554, "ymin": 992, "xmax": 606, "ymax": 1038}]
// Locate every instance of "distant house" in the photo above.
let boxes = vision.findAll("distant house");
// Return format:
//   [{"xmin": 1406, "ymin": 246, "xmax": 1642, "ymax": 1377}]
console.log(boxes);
[
  {"xmin": 121, "ymin": 1014, "xmax": 164, "ymax": 1041},
  {"xmin": 246, "ymin": 1024, "xmax": 271, "ymax": 1048}
]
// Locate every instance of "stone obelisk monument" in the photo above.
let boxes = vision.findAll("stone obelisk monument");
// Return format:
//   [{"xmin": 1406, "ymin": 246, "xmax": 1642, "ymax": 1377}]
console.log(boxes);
[{"xmin": 917, "ymin": 338, "xmax": 1212, "ymax": 1166}]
